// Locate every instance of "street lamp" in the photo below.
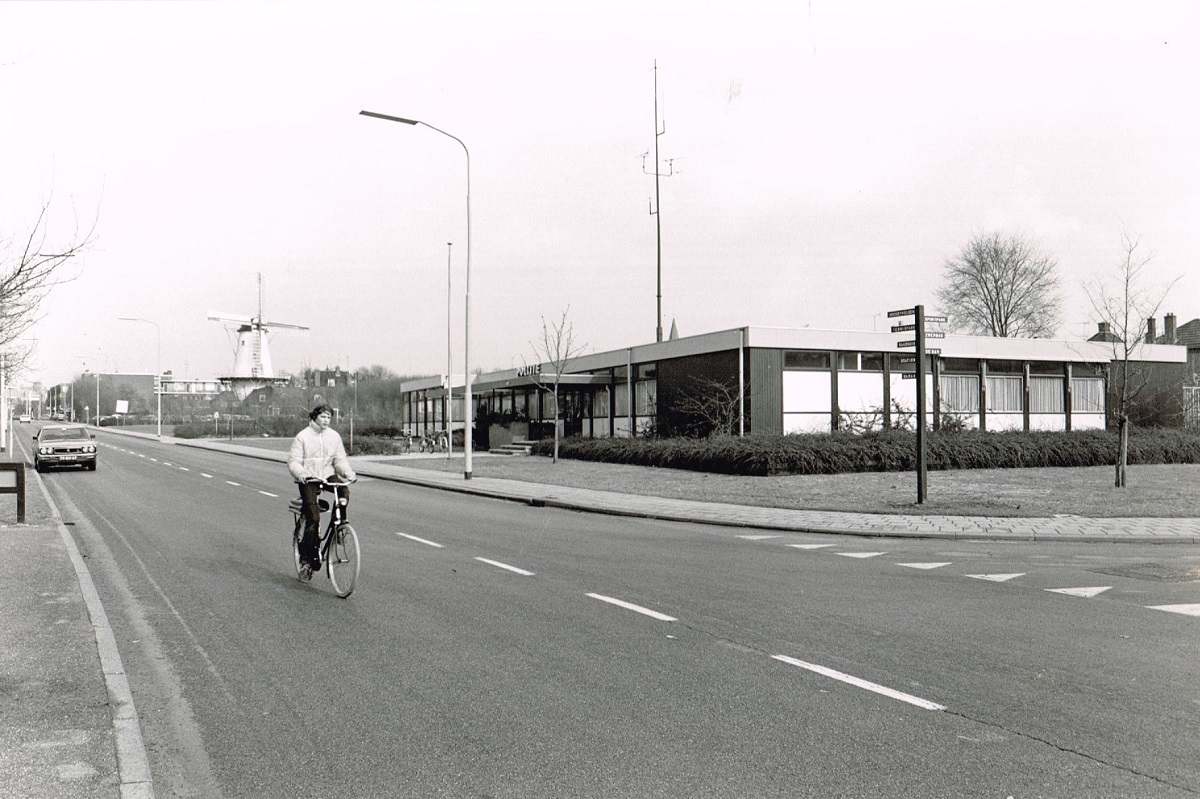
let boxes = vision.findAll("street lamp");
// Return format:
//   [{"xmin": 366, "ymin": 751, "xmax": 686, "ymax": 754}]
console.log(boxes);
[
  {"xmin": 446, "ymin": 240, "xmax": 453, "ymax": 459},
  {"xmin": 359, "ymin": 109, "xmax": 474, "ymax": 480},
  {"xmin": 118, "ymin": 316, "xmax": 162, "ymax": 440}
]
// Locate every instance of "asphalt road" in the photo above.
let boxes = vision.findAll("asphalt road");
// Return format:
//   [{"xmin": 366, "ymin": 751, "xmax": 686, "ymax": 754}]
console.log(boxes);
[{"xmin": 24, "ymin": 426, "xmax": 1200, "ymax": 798}]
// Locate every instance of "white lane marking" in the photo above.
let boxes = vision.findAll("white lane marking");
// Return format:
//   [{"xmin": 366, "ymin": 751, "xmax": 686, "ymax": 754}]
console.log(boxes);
[
  {"xmin": 137, "ymin": 453, "xmax": 145, "ymax": 458},
  {"xmin": 898, "ymin": 562, "xmax": 952, "ymax": 570},
  {"xmin": 200, "ymin": 473, "xmax": 213, "ymax": 478},
  {"xmin": 586, "ymin": 593, "xmax": 676, "ymax": 622},
  {"xmin": 225, "ymin": 481, "xmax": 241, "ymax": 487},
  {"xmin": 772, "ymin": 654, "xmax": 945, "ymax": 711},
  {"xmin": 836, "ymin": 552, "xmax": 885, "ymax": 559},
  {"xmin": 162, "ymin": 462, "xmax": 173, "ymax": 466},
  {"xmin": 258, "ymin": 490, "xmax": 279, "ymax": 498},
  {"xmin": 789, "ymin": 543, "xmax": 835, "ymax": 550},
  {"xmin": 474, "ymin": 557, "xmax": 535, "ymax": 576},
  {"xmin": 178, "ymin": 466, "xmax": 189, "ymax": 471},
  {"xmin": 966, "ymin": 573, "xmax": 1025, "ymax": 583},
  {"xmin": 1147, "ymin": 603, "xmax": 1200, "ymax": 617},
  {"xmin": 395, "ymin": 532, "xmax": 443, "ymax": 548},
  {"xmin": 1045, "ymin": 586, "xmax": 1111, "ymax": 598},
  {"xmin": 737, "ymin": 534, "xmax": 780, "ymax": 540},
  {"xmin": 148, "ymin": 457, "xmax": 157, "ymax": 462}
]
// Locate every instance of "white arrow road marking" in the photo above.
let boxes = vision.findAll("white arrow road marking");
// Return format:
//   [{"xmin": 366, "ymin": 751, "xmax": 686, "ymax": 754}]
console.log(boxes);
[
  {"xmin": 586, "ymin": 593, "xmax": 676, "ymax": 622},
  {"xmin": 257, "ymin": 490, "xmax": 279, "ymax": 498},
  {"xmin": 1045, "ymin": 586, "xmax": 1111, "ymax": 598},
  {"xmin": 200, "ymin": 473, "xmax": 213, "ymax": 478},
  {"xmin": 395, "ymin": 532, "xmax": 443, "ymax": 548},
  {"xmin": 836, "ymin": 552, "xmax": 885, "ymax": 559},
  {"xmin": 474, "ymin": 557, "xmax": 534, "ymax": 576},
  {"xmin": 1147, "ymin": 604, "xmax": 1200, "ymax": 617},
  {"xmin": 225, "ymin": 481, "xmax": 241, "ymax": 487},
  {"xmin": 772, "ymin": 655, "xmax": 945, "ymax": 711},
  {"xmin": 788, "ymin": 544, "xmax": 835, "ymax": 550},
  {"xmin": 898, "ymin": 562, "xmax": 952, "ymax": 570},
  {"xmin": 966, "ymin": 573, "xmax": 1025, "ymax": 583},
  {"xmin": 737, "ymin": 534, "xmax": 780, "ymax": 540}
]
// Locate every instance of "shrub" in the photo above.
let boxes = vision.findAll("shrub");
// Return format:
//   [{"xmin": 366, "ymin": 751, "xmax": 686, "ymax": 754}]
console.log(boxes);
[{"xmin": 530, "ymin": 429, "xmax": 1200, "ymax": 476}]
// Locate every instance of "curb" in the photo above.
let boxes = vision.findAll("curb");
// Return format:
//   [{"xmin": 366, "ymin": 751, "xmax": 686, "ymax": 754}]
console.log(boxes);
[{"xmin": 101, "ymin": 428, "xmax": 1200, "ymax": 545}]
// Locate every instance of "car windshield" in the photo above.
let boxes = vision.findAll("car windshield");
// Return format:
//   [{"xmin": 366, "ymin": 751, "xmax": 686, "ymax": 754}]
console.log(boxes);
[{"xmin": 40, "ymin": 427, "xmax": 89, "ymax": 442}]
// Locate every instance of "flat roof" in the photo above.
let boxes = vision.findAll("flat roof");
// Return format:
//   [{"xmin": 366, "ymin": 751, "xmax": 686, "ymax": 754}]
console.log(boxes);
[{"xmin": 400, "ymin": 324, "xmax": 1186, "ymax": 394}]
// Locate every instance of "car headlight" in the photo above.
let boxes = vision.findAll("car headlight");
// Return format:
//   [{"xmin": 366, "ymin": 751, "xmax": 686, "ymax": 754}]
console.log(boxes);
[
  {"xmin": 39, "ymin": 447, "xmax": 51, "ymax": 455},
  {"xmin": 87, "ymin": 445, "xmax": 96, "ymax": 453}
]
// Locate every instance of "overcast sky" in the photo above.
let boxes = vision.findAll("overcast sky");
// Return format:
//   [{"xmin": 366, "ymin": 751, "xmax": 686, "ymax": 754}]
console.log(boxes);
[{"xmin": 3, "ymin": 1, "xmax": 1197, "ymax": 388}]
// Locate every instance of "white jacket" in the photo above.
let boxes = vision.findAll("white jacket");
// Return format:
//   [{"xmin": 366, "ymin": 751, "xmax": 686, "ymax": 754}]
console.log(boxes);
[{"xmin": 287, "ymin": 422, "xmax": 356, "ymax": 483}]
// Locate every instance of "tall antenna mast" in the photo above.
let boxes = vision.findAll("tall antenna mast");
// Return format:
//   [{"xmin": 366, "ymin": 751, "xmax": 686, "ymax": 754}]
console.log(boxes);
[
  {"xmin": 257, "ymin": 272, "xmax": 263, "ymax": 325},
  {"xmin": 643, "ymin": 59, "xmax": 675, "ymax": 343}
]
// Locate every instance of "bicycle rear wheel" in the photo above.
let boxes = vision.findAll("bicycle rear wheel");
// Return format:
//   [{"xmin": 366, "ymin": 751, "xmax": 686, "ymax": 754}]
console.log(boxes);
[
  {"xmin": 326, "ymin": 523, "xmax": 360, "ymax": 597},
  {"xmin": 292, "ymin": 516, "xmax": 311, "ymax": 581}
]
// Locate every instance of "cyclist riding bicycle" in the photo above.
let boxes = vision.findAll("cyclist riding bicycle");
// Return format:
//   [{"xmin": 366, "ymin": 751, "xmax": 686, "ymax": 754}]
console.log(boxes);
[{"xmin": 287, "ymin": 404, "xmax": 356, "ymax": 572}]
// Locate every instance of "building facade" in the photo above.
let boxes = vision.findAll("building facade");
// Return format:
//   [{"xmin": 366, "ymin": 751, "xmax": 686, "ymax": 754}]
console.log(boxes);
[{"xmin": 397, "ymin": 326, "xmax": 1187, "ymax": 442}]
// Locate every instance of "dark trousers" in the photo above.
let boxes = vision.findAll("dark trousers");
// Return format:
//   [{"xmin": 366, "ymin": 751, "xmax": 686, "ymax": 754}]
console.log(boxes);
[{"xmin": 297, "ymin": 482, "xmax": 351, "ymax": 561}]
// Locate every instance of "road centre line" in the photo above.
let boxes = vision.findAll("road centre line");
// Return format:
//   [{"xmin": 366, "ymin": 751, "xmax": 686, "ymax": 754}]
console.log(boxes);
[
  {"xmin": 1147, "ymin": 603, "xmax": 1200, "ymax": 617},
  {"xmin": 162, "ymin": 462, "xmax": 173, "ymax": 466},
  {"xmin": 225, "ymin": 481, "xmax": 241, "ymax": 486},
  {"xmin": 771, "ymin": 655, "xmax": 946, "ymax": 711},
  {"xmin": 258, "ymin": 490, "xmax": 279, "ymax": 498},
  {"xmin": 836, "ymin": 552, "xmax": 885, "ymax": 559},
  {"xmin": 474, "ymin": 557, "xmax": 535, "ymax": 576},
  {"xmin": 586, "ymin": 593, "xmax": 676, "ymax": 622},
  {"xmin": 789, "ymin": 544, "xmax": 834, "ymax": 550},
  {"xmin": 178, "ymin": 466, "xmax": 189, "ymax": 471},
  {"xmin": 395, "ymin": 532, "xmax": 444, "ymax": 548},
  {"xmin": 201, "ymin": 473, "xmax": 213, "ymax": 478}
]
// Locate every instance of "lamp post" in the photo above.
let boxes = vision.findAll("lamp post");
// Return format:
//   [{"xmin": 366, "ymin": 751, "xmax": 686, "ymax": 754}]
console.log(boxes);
[
  {"xmin": 446, "ymin": 240, "xmax": 453, "ymax": 459},
  {"xmin": 118, "ymin": 316, "xmax": 162, "ymax": 440},
  {"xmin": 359, "ymin": 109, "xmax": 473, "ymax": 479}
]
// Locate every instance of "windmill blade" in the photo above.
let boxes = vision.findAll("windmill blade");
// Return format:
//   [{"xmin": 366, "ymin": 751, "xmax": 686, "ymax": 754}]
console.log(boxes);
[
  {"xmin": 208, "ymin": 311, "xmax": 254, "ymax": 324},
  {"xmin": 259, "ymin": 319, "xmax": 310, "ymax": 331}
]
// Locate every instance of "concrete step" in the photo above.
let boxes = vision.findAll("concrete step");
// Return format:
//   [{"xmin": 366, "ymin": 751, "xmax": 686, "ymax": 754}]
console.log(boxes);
[{"xmin": 489, "ymin": 442, "xmax": 533, "ymax": 456}]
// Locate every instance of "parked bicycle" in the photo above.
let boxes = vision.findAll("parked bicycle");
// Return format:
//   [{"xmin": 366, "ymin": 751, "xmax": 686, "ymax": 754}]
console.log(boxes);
[
  {"xmin": 289, "ymin": 477, "xmax": 360, "ymax": 597},
  {"xmin": 418, "ymin": 431, "xmax": 448, "ymax": 453}
]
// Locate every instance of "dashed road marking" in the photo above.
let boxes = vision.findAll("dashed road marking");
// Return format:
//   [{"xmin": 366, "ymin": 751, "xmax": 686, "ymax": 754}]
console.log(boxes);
[
  {"xmin": 162, "ymin": 462, "xmax": 173, "ymax": 466},
  {"xmin": 395, "ymin": 532, "xmax": 443, "ymax": 548},
  {"xmin": 771, "ymin": 655, "xmax": 945, "ymax": 711},
  {"xmin": 178, "ymin": 466, "xmax": 189, "ymax": 471},
  {"xmin": 258, "ymin": 490, "xmax": 279, "ymax": 498},
  {"xmin": 586, "ymin": 593, "xmax": 676, "ymax": 622},
  {"xmin": 737, "ymin": 534, "xmax": 780, "ymax": 540},
  {"xmin": 966, "ymin": 573, "xmax": 1025, "ymax": 583},
  {"xmin": 836, "ymin": 552, "xmax": 885, "ymax": 559},
  {"xmin": 898, "ymin": 562, "xmax": 952, "ymax": 570},
  {"xmin": 200, "ymin": 473, "xmax": 213, "ymax": 479},
  {"xmin": 474, "ymin": 557, "xmax": 534, "ymax": 576},
  {"xmin": 789, "ymin": 544, "xmax": 835, "ymax": 550},
  {"xmin": 1045, "ymin": 586, "xmax": 1111, "ymax": 598},
  {"xmin": 225, "ymin": 481, "xmax": 241, "ymax": 487},
  {"xmin": 1147, "ymin": 604, "xmax": 1200, "ymax": 617}
]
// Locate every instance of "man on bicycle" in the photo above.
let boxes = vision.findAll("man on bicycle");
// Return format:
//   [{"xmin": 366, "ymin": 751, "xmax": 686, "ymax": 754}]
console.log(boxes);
[{"xmin": 287, "ymin": 404, "xmax": 356, "ymax": 571}]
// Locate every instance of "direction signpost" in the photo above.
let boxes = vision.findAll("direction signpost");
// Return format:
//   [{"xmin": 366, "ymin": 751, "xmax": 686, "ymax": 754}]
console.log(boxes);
[{"xmin": 890, "ymin": 304, "xmax": 934, "ymax": 503}]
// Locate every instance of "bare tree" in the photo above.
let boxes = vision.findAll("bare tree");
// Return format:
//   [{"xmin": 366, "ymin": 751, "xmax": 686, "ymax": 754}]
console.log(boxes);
[
  {"xmin": 670, "ymin": 376, "xmax": 744, "ymax": 437},
  {"xmin": 527, "ymin": 307, "xmax": 587, "ymax": 463},
  {"xmin": 1084, "ymin": 233, "xmax": 1179, "ymax": 488},
  {"xmin": 937, "ymin": 232, "xmax": 1060, "ymax": 337},
  {"xmin": 1, "ymin": 199, "xmax": 93, "ymax": 367}
]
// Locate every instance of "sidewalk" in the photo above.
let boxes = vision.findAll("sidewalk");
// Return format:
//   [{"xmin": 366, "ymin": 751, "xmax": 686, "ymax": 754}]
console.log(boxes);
[
  {"xmin": 132, "ymin": 430, "xmax": 1200, "ymax": 544},
  {"xmin": 0, "ymin": 477, "xmax": 122, "ymax": 797}
]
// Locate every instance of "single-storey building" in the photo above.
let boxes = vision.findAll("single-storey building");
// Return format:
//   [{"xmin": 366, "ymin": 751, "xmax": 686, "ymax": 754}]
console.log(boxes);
[{"xmin": 397, "ymin": 325, "xmax": 1187, "ymax": 443}]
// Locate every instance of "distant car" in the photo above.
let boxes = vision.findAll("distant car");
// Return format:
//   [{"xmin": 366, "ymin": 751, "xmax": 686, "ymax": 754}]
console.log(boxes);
[
  {"xmin": 17, "ymin": 414, "xmax": 31, "ymax": 424},
  {"xmin": 33, "ymin": 425, "xmax": 97, "ymax": 472}
]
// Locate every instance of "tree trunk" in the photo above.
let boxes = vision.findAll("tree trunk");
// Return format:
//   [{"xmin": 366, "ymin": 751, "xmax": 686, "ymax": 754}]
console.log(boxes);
[
  {"xmin": 552, "ymin": 388, "xmax": 560, "ymax": 464},
  {"xmin": 1115, "ymin": 414, "xmax": 1128, "ymax": 488}
]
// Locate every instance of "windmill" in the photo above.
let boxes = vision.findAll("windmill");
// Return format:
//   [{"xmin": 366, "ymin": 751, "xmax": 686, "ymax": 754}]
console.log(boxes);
[{"xmin": 209, "ymin": 274, "xmax": 308, "ymax": 390}]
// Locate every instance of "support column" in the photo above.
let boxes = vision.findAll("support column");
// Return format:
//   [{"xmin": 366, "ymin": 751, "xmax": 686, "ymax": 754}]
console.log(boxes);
[
  {"xmin": 979, "ymin": 360, "xmax": 988, "ymax": 432},
  {"xmin": 1064, "ymin": 363, "xmax": 1073, "ymax": 431},
  {"xmin": 829, "ymin": 351, "xmax": 840, "ymax": 432},
  {"xmin": 1022, "ymin": 362, "xmax": 1031, "ymax": 433}
]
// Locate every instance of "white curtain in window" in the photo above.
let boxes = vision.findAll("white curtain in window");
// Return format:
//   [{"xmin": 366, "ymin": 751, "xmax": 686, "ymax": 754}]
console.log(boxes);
[
  {"xmin": 986, "ymin": 375, "xmax": 1023, "ymax": 412},
  {"xmin": 939, "ymin": 375, "xmax": 979, "ymax": 413},
  {"xmin": 1029, "ymin": 376, "xmax": 1064, "ymax": 412},
  {"xmin": 1071, "ymin": 377, "xmax": 1105, "ymax": 412},
  {"xmin": 635, "ymin": 380, "xmax": 656, "ymax": 415}
]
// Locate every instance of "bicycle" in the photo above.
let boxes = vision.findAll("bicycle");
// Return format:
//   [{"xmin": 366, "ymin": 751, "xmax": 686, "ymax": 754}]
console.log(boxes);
[
  {"xmin": 419, "ymin": 431, "xmax": 448, "ymax": 453},
  {"xmin": 289, "ymin": 477, "xmax": 361, "ymax": 597}
]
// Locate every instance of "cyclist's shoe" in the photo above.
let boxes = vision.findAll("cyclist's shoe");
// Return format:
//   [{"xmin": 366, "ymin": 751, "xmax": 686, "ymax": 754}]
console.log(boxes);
[{"xmin": 308, "ymin": 557, "xmax": 322, "ymax": 572}]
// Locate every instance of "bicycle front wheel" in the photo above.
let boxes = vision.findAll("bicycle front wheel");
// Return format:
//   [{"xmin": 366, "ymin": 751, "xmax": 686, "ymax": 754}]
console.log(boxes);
[
  {"xmin": 291, "ymin": 516, "xmax": 309, "ymax": 581},
  {"xmin": 326, "ymin": 524, "xmax": 360, "ymax": 598}
]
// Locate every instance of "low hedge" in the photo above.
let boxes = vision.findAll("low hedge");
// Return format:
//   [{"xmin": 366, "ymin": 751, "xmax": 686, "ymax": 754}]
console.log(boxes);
[{"xmin": 530, "ymin": 430, "xmax": 1200, "ymax": 476}]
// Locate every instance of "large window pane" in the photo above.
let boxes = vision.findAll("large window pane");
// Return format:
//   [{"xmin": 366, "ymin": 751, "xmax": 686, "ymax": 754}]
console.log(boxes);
[
  {"xmin": 987, "ymin": 375, "xmax": 1023, "ymax": 412},
  {"xmin": 940, "ymin": 375, "xmax": 979, "ymax": 413},
  {"xmin": 784, "ymin": 351, "xmax": 830, "ymax": 370},
  {"xmin": 1072, "ymin": 377, "xmax": 1105, "ymax": 412},
  {"xmin": 1030, "ymin": 376, "xmax": 1064, "ymax": 412}
]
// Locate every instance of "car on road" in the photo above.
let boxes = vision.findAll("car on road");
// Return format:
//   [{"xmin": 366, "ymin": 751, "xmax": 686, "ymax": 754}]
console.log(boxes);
[
  {"xmin": 18, "ymin": 413, "xmax": 31, "ymax": 423},
  {"xmin": 33, "ymin": 424, "xmax": 98, "ymax": 472}
]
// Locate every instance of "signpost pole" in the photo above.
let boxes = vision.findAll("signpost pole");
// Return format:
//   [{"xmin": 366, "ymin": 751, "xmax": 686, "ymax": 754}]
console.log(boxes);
[{"xmin": 915, "ymin": 305, "xmax": 927, "ymax": 504}]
